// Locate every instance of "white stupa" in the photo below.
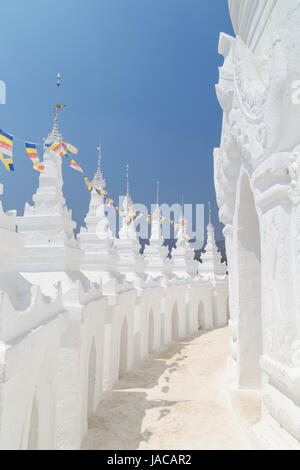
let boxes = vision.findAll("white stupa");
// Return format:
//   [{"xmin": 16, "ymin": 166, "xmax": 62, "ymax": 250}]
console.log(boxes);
[
  {"xmin": 172, "ymin": 207, "xmax": 199, "ymax": 279},
  {"xmin": 143, "ymin": 181, "xmax": 169, "ymax": 279},
  {"xmin": 198, "ymin": 202, "xmax": 227, "ymax": 279},
  {"xmin": 79, "ymin": 144, "xmax": 119, "ymax": 288},
  {"xmin": 114, "ymin": 165, "xmax": 145, "ymax": 286},
  {"xmin": 16, "ymin": 75, "xmax": 87, "ymax": 296}
]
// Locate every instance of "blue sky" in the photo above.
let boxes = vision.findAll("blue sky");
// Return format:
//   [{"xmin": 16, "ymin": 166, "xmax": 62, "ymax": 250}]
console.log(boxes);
[{"xmin": 0, "ymin": 0, "xmax": 234, "ymax": 242}]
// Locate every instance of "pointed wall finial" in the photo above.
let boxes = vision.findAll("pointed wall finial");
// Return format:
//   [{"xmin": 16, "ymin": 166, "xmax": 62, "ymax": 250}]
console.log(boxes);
[
  {"xmin": 97, "ymin": 141, "xmax": 101, "ymax": 170},
  {"xmin": 181, "ymin": 193, "xmax": 184, "ymax": 218},
  {"xmin": 45, "ymin": 73, "xmax": 64, "ymax": 144},
  {"xmin": 126, "ymin": 164, "xmax": 129, "ymax": 197},
  {"xmin": 92, "ymin": 142, "xmax": 106, "ymax": 190},
  {"xmin": 56, "ymin": 73, "xmax": 61, "ymax": 102},
  {"xmin": 208, "ymin": 201, "xmax": 212, "ymax": 224},
  {"xmin": 156, "ymin": 180, "xmax": 160, "ymax": 206}
]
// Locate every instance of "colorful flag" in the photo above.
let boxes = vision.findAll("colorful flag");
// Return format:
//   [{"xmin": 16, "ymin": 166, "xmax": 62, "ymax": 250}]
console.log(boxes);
[
  {"xmin": 0, "ymin": 130, "xmax": 13, "ymax": 157},
  {"xmin": 47, "ymin": 141, "xmax": 67, "ymax": 157},
  {"xmin": 0, "ymin": 152, "xmax": 14, "ymax": 171},
  {"xmin": 105, "ymin": 198, "xmax": 114, "ymax": 206},
  {"xmin": 56, "ymin": 104, "xmax": 66, "ymax": 109},
  {"xmin": 62, "ymin": 141, "xmax": 78, "ymax": 155},
  {"xmin": 69, "ymin": 159, "xmax": 83, "ymax": 173},
  {"xmin": 49, "ymin": 141, "xmax": 61, "ymax": 154},
  {"xmin": 33, "ymin": 162, "xmax": 44, "ymax": 172},
  {"xmin": 58, "ymin": 147, "xmax": 68, "ymax": 157},
  {"xmin": 95, "ymin": 188, "xmax": 108, "ymax": 197},
  {"xmin": 25, "ymin": 143, "xmax": 39, "ymax": 165},
  {"xmin": 84, "ymin": 176, "xmax": 93, "ymax": 190}
]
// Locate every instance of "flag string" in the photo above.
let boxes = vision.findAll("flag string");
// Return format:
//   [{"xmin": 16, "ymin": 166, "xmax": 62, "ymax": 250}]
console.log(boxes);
[{"xmin": 0, "ymin": 128, "xmax": 184, "ymax": 228}]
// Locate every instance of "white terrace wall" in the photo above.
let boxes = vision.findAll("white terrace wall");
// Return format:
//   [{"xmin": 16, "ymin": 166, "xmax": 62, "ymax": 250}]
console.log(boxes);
[
  {"xmin": 54, "ymin": 275, "xmax": 227, "ymax": 450},
  {"xmin": 0, "ymin": 261, "xmax": 227, "ymax": 451},
  {"xmin": 215, "ymin": 0, "xmax": 300, "ymax": 450}
]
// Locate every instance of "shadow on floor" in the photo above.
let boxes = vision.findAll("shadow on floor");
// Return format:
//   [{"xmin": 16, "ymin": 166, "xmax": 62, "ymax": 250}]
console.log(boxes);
[{"xmin": 82, "ymin": 329, "xmax": 214, "ymax": 450}]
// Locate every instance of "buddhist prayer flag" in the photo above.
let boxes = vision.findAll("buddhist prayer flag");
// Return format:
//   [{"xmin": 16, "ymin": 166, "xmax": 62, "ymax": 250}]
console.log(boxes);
[
  {"xmin": 33, "ymin": 162, "xmax": 44, "ymax": 173},
  {"xmin": 47, "ymin": 141, "xmax": 67, "ymax": 157},
  {"xmin": 95, "ymin": 188, "xmax": 108, "ymax": 197},
  {"xmin": 25, "ymin": 143, "xmax": 39, "ymax": 164},
  {"xmin": 105, "ymin": 198, "xmax": 114, "ymax": 206},
  {"xmin": 58, "ymin": 147, "xmax": 68, "ymax": 157},
  {"xmin": 0, "ymin": 152, "xmax": 14, "ymax": 171},
  {"xmin": 25, "ymin": 143, "xmax": 45, "ymax": 172},
  {"xmin": 84, "ymin": 176, "xmax": 93, "ymax": 190},
  {"xmin": 0, "ymin": 130, "xmax": 13, "ymax": 157},
  {"xmin": 62, "ymin": 141, "xmax": 78, "ymax": 155},
  {"xmin": 49, "ymin": 141, "xmax": 61, "ymax": 154},
  {"xmin": 69, "ymin": 159, "xmax": 83, "ymax": 173}
]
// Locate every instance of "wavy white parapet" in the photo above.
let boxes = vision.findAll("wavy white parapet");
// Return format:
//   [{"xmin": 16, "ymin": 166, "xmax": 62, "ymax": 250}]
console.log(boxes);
[{"xmin": 0, "ymin": 282, "xmax": 64, "ymax": 343}]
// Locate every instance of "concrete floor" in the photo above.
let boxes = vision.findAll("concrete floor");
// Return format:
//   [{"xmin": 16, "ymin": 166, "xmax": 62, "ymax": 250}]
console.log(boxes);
[{"xmin": 82, "ymin": 327, "xmax": 251, "ymax": 450}]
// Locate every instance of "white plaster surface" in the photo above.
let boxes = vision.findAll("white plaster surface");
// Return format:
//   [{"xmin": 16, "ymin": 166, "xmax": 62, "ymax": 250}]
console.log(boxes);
[
  {"xmin": 82, "ymin": 327, "xmax": 249, "ymax": 450},
  {"xmin": 214, "ymin": 0, "xmax": 300, "ymax": 450}
]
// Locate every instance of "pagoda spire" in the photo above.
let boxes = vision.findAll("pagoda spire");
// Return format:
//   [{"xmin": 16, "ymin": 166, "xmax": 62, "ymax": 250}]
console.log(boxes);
[
  {"xmin": 197, "ymin": 201, "xmax": 226, "ymax": 278},
  {"xmin": 92, "ymin": 142, "xmax": 106, "ymax": 190},
  {"xmin": 45, "ymin": 73, "xmax": 65, "ymax": 144},
  {"xmin": 126, "ymin": 163, "xmax": 130, "ymax": 199},
  {"xmin": 17, "ymin": 74, "xmax": 82, "ymax": 276},
  {"xmin": 208, "ymin": 200, "xmax": 212, "ymax": 225}
]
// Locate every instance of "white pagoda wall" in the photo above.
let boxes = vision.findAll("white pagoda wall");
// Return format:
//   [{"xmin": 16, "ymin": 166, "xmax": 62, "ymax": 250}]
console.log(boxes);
[
  {"xmin": 0, "ymin": 270, "xmax": 228, "ymax": 450},
  {"xmin": 215, "ymin": 0, "xmax": 300, "ymax": 450},
  {"xmin": 0, "ymin": 310, "xmax": 68, "ymax": 450},
  {"xmin": 55, "ymin": 278, "xmax": 228, "ymax": 449}
]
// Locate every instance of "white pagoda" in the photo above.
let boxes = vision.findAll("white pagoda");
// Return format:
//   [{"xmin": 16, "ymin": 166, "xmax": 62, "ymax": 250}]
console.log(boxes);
[
  {"xmin": 172, "ymin": 212, "xmax": 199, "ymax": 279},
  {"xmin": 16, "ymin": 77, "xmax": 85, "ymax": 296},
  {"xmin": 114, "ymin": 165, "xmax": 145, "ymax": 286},
  {"xmin": 79, "ymin": 145, "xmax": 118, "ymax": 289},
  {"xmin": 143, "ymin": 182, "xmax": 169, "ymax": 279},
  {"xmin": 198, "ymin": 202, "xmax": 226, "ymax": 279}
]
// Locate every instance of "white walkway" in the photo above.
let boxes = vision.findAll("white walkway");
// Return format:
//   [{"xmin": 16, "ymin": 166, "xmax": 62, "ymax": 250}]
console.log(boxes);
[{"xmin": 82, "ymin": 328, "xmax": 250, "ymax": 450}]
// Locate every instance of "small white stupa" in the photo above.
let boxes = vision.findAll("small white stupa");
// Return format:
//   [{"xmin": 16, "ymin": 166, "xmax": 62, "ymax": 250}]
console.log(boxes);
[
  {"xmin": 114, "ymin": 164, "xmax": 145, "ymax": 286},
  {"xmin": 79, "ymin": 144, "xmax": 118, "ymax": 288},
  {"xmin": 198, "ymin": 202, "xmax": 227, "ymax": 279},
  {"xmin": 16, "ymin": 74, "xmax": 86, "ymax": 296},
  {"xmin": 143, "ymin": 181, "xmax": 169, "ymax": 279},
  {"xmin": 172, "ymin": 202, "xmax": 198, "ymax": 279}
]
